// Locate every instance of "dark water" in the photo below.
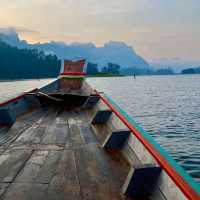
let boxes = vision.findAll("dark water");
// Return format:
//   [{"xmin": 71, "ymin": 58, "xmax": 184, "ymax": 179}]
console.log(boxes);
[{"xmin": 88, "ymin": 75, "xmax": 200, "ymax": 184}]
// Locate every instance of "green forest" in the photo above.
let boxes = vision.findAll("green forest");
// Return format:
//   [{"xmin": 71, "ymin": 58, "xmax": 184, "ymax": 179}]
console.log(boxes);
[{"xmin": 0, "ymin": 39, "xmax": 60, "ymax": 79}]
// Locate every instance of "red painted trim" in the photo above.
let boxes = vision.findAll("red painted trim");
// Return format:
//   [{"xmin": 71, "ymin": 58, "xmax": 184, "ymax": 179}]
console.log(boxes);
[
  {"xmin": 96, "ymin": 90, "xmax": 199, "ymax": 200},
  {"xmin": 0, "ymin": 88, "xmax": 38, "ymax": 107},
  {"xmin": 59, "ymin": 72, "xmax": 86, "ymax": 76}
]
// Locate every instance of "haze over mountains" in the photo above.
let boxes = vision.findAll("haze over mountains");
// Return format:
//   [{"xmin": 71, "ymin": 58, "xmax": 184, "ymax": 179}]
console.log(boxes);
[
  {"xmin": 150, "ymin": 57, "xmax": 200, "ymax": 73},
  {"xmin": 0, "ymin": 31, "xmax": 149, "ymax": 70},
  {"xmin": 1, "ymin": 30, "xmax": 199, "ymax": 74}
]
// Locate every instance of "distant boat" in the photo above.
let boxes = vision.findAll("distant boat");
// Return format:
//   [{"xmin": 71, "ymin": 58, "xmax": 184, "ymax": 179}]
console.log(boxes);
[{"xmin": 0, "ymin": 59, "xmax": 199, "ymax": 200}]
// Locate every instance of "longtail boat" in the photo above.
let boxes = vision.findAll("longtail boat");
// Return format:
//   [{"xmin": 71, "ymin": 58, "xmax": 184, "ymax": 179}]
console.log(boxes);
[{"xmin": 0, "ymin": 59, "xmax": 199, "ymax": 200}]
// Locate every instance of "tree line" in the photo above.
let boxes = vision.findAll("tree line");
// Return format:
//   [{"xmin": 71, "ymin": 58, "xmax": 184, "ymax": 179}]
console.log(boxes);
[
  {"xmin": 87, "ymin": 62, "xmax": 121, "ymax": 75},
  {"xmin": 86, "ymin": 62, "xmax": 176, "ymax": 76},
  {"xmin": 0, "ymin": 39, "xmax": 60, "ymax": 79},
  {"xmin": 181, "ymin": 67, "xmax": 200, "ymax": 74}
]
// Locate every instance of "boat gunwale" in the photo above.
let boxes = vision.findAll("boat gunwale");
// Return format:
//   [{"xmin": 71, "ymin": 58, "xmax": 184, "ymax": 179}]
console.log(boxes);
[
  {"xmin": 0, "ymin": 88, "xmax": 38, "ymax": 107},
  {"xmin": 94, "ymin": 89, "xmax": 200, "ymax": 200}
]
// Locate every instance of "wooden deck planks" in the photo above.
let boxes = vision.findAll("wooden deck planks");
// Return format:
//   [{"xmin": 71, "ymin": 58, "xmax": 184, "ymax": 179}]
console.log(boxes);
[
  {"xmin": 55, "ymin": 110, "xmax": 69, "ymax": 125},
  {"xmin": 15, "ymin": 150, "xmax": 61, "ymax": 184},
  {"xmin": 68, "ymin": 124, "xmax": 85, "ymax": 148},
  {"xmin": 0, "ymin": 110, "xmax": 45, "ymax": 150},
  {"xmin": 47, "ymin": 150, "xmax": 81, "ymax": 200},
  {"xmin": 39, "ymin": 109, "xmax": 70, "ymax": 146},
  {"xmin": 79, "ymin": 125, "xmax": 98, "ymax": 144},
  {"xmin": 0, "ymin": 150, "xmax": 32, "ymax": 183},
  {"xmin": 10, "ymin": 109, "xmax": 70, "ymax": 149},
  {"xmin": 75, "ymin": 143, "xmax": 122, "ymax": 200},
  {"xmin": 0, "ymin": 123, "xmax": 31, "ymax": 147},
  {"xmin": 12, "ymin": 125, "xmax": 44, "ymax": 144},
  {"xmin": 1, "ymin": 183, "xmax": 48, "ymax": 200},
  {"xmin": 91, "ymin": 124, "xmax": 110, "ymax": 143},
  {"xmin": 1, "ymin": 150, "xmax": 82, "ymax": 200},
  {"xmin": 0, "ymin": 183, "xmax": 9, "ymax": 197},
  {"xmin": 33, "ymin": 109, "xmax": 58, "ymax": 126},
  {"xmin": 9, "ymin": 144, "xmax": 64, "ymax": 151},
  {"xmin": 0, "ymin": 108, "xmax": 131, "ymax": 200},
  {"xmin": 67, "ymin": 110, "xmax": 98, "ymax": 149},
  {"xmin": 41, "ymin": 123, "xmax": 69, "ymax": 145}
]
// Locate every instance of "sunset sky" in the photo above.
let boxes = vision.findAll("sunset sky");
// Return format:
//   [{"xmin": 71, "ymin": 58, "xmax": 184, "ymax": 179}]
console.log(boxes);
[{"xmin": 0, "ymin": 0, "xmax": 200, "ymax": 62}]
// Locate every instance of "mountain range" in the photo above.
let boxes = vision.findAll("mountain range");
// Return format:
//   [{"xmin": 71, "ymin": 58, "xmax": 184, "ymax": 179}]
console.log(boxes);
[
  {"xmin": 150, "ymin": 57, "xmax": 200, "ymax": 73},
  {"xmin": 0, "ymin": 31, "xmax": 149, "ymax": 70}
]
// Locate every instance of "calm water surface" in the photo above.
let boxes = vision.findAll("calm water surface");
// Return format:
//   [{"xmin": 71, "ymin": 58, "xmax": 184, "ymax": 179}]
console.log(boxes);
[
  {"xmin": 0, "ymin": 76, "xmax": 199, "ymax": 184},
  {"xmin": 0, "ymin": 79, "xmax": 54, "ymax": 102},
  {"xmin": 88, "ymin": 75, "xmax": 200, "ymax": 184}
]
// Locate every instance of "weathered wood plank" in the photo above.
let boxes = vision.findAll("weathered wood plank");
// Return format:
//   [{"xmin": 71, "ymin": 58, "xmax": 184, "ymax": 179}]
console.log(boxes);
[
  {"xmin": 75, "ymin": 143, "xmax": 122, "ymax": 200},
  {"xmin": 41, "ymin": 124, "xmax": 69, "ymax": 145},
  {"xmin": 80, "ymin": 109, "xmax": 93, "ymax": 125},
  {"xmin": 17, "ymin": 109, "xmax": 44, "ymax": 126},
  {"xmin": 0, "ymin": 183, "xmax": 9, "ymax": 197},
  {"xmin": 68, "ymin": 123, "xmax": 85, "ymax": 148},
  {"xmin": 11, "ymin": 111, "xmax": 69, "ymax": 148},
  {"xmin": 15, "ymin": 150, "xmax": 61, "ymax": 184},
  {"xmin": 29, "ymin": 126, "xmax": 46, "ymax": 144},
  {"xmin": 0, "ymin": 130, "xmax": 13, "ymax": 146},
  {"xmin": 9, "ymin": 125, "xmax": 46, "ymax": 151},
  {"xmin": 1, "ymin": 183, "xmax": 48, "ymax": 200},
  {"xmin": 104, "ymin": 151, "xmax": 130, "ymax": 192},
  {"xmin": 0, "ymin": 150, "xmax": 32, "ymax": 183},
  {"xmin": 0, "ymin": 110, "xmax": 44, "ymax": 149},
  {"xmin": 34, "ymin": 109, "xmax": 58, "ymax": 126},
  {"xmin": 10, "ymin": 144, "xmax": 64, "ymax": 151},
  {"xmin": 55, "ymin": 110, "xmax": 69, "ymax": 125},
  {"xmin": 47, "ymin": 150, "xmax": 81, "ymax": 200},
  {"xmin": 91, "ymin": 124, "xmax": 111, "ymax": 143},
  {"xmin": 0, "ymin": 122, "xmax": 31, "ymax": 148},
  {"xmin": 67, "ymin": 110, "xmax": 84, "ymax": 125},
  {"xmin": 0, "ymin": 149, "xmax": 5, "ymax": 154},
  {"xmin": 12, "ymin": 125, "xmax": 42, "ymax": 144},
  {"xmin": 79, "ymin": 125, "xmax": 98, "ymax": 144}
]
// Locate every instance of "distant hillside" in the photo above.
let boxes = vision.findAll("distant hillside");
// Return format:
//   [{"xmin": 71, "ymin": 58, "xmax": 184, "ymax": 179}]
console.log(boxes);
[
  {"xmin": 0, "ymin": 39, "xmax": 60, "ymax": 79},
  {"xmin": 182, "ymin": 67, "xmax": 200, "ymax": 74},
  {"xmin": 149, "ymin": 58, "xmax": 200, "ymax": 73},
  {"xmin": 0, "ymin": 31, "xmax": 150, "ymax": 71}
]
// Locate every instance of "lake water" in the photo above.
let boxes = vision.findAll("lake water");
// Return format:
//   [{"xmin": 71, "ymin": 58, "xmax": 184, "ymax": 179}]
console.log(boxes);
[{"xmin": 0, "ymin": 75, "xmax": 199, "ymax": 184}]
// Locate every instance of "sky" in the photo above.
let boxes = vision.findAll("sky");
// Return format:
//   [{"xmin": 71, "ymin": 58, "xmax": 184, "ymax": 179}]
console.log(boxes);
[{"xmin": 0, "ymin": 0, "xmax": 200, "ymax": 63}]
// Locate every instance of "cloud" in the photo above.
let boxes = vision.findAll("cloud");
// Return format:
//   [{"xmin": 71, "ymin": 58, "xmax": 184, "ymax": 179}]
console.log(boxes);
[
  {"xmin": 0, "ymin": 26, "xmax": 38, "ymax": 35},
  {"xmin": 0, "ymin": 0, "xmax": 200, "ymax": 61}
]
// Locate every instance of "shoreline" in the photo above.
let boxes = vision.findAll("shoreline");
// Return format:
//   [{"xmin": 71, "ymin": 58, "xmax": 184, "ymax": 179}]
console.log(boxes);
[{"xmin": 0, "ymin": 73, "xmax": 200, "ymax": 82}]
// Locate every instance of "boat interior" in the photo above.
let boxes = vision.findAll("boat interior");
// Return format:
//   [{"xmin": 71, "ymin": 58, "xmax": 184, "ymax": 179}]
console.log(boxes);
[{"xmin": 0, "ymin": 92, "xmax": 149, "ymax": 200}]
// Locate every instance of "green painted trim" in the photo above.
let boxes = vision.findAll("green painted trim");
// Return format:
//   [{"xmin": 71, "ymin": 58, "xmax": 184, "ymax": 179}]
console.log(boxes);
[{"xmin": 103, "ymin": 93, "xmax": 200, "ymax": 194}]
